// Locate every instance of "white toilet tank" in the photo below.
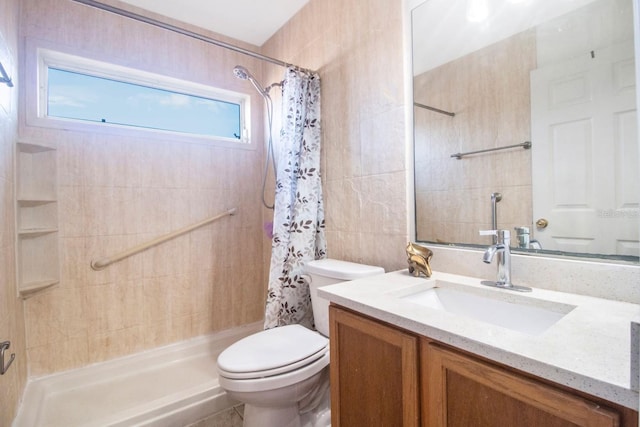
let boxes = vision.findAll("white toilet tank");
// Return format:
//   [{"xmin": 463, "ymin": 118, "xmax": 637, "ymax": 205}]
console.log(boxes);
[{"xmin": 305, "ymin": 259, "xmax": 384, "ymax": 337}]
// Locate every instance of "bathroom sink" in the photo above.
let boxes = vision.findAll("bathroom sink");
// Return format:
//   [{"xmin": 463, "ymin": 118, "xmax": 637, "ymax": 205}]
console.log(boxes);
[{"xmin": 400, "ymin": 282, "xmax": 576, "ymax": 335}]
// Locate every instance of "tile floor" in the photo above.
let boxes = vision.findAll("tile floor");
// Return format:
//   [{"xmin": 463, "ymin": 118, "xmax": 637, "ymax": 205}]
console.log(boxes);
[{"xmin": 186, "ymin": 405, "xmax": 244, "ymax": 427}]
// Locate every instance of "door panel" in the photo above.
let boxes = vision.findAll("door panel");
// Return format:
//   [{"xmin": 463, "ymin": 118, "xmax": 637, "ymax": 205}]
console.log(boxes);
[{"xmin": 531, "ymin": 40, "xmax": 638, "ymax": 255}]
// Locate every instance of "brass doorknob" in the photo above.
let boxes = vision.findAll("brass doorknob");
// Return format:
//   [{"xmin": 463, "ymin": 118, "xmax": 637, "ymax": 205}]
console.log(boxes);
[{"xmin": 536, "ymin": 218, "xmax": 549, "ymax": 229}]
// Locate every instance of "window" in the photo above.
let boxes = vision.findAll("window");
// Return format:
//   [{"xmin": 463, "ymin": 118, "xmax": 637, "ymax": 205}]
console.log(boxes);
[{"xmin": 37, "ymin": 49, "xmax": 250, "ymax": 144}]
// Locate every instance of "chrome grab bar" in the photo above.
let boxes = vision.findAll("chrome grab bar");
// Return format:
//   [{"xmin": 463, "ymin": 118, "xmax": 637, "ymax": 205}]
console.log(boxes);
[
  {"xmin": 451, "ymin": 141, "xmax": 531, "ymax": 159},
  {"xmin": 90, "ymin": 208, "xmax": 237, "ymax": 270}
]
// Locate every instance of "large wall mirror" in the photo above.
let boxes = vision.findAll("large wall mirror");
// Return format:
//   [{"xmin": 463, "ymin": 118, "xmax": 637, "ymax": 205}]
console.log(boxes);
[{"xmin": 412, "ymin": 0, "xmax": 639, "ymax": 263}]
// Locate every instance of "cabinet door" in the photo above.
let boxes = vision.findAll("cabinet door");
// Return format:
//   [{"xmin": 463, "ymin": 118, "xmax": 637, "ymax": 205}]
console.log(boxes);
[
  {"xmin": 329, "ymin": 306, "xmax": 420, "ymax": 427},
  {"xmin": 423, "ymin": 341, "xmax": 620, "ymax": 427}
]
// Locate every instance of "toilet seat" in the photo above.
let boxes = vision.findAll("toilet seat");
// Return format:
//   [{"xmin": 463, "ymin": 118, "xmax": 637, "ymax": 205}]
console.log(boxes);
[
  {"xmin": 219, "ymin": 344, "xmax": 328, "ymax": 379},
  {"xmin": 218, "ymin": 351, "xmax": 330, "ymax": 393},
  {"xmin": 217, "ymin": 324, "xmax": 329, "ymax": 380},
  {"xmin": 217, "ymin": 325, "xmax": 331, "ymax": 393}
]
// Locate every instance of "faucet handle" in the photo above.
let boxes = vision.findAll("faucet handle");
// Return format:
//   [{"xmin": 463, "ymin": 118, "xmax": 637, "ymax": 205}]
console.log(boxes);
[
  {"xmin": 479, "ymin": 229, "xmax": 511, "ymax": 244},
  {"xmin": 479, "ymin": 229, "xmax": 510, "ymax": 236}
]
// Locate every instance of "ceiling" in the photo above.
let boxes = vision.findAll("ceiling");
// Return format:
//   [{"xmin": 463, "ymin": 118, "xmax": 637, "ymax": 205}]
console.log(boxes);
[
  {"xmin": 411, "ymin": 0, "xmax": 599, "ymax": 75},
  {"xmin": 117, "ymin": 0, "xmax": 310, "ymax": 46}
]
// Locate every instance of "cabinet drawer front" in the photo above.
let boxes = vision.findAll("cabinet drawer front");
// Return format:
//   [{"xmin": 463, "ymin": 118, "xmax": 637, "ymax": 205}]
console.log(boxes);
[{"xmin": 424, "ymin": 343, "xmax": 620, "ymax": 427}]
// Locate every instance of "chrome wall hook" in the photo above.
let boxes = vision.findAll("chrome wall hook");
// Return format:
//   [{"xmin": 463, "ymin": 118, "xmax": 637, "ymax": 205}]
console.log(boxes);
[{"xmin": 1, "ymin": 341, "xmax": 15, "ymax": 375}]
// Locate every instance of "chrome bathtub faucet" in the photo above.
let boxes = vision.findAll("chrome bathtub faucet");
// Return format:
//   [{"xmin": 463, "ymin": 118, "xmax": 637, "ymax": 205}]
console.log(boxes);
[{"xmin": 479, "ymin": 229, "xmax": 532, "ymax": 292}]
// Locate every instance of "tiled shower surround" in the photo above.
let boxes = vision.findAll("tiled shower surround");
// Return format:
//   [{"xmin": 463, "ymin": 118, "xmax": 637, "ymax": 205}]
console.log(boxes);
[
  {"xmin": 414, "ymin": 31, "xmax": 535, "ymax": 245},
  {"xmin": 18, "ymin": 0, "xmax": 269, "ymax": 377},
  {"xmin": 0, "ymin": 0, "xmax": 27, "ymax": 424},
  {"xmin": 3, "ymin": 0, "xmax": 409, "ymax": 420},
  {"xmin": 262, "ymin": 0, "xmax": 409, "ymax": 271}
]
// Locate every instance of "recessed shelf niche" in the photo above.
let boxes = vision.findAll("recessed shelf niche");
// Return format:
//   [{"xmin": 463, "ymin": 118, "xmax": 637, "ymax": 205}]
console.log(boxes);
[{"xmin": 15, "ymin": 140, "xmax": 59, "ymax": 298}]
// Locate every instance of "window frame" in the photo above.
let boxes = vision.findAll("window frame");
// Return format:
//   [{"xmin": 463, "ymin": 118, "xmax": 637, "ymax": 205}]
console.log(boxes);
[{"xmin": 34, "ymin": 48, "xmax": 252, "ymax": 147}]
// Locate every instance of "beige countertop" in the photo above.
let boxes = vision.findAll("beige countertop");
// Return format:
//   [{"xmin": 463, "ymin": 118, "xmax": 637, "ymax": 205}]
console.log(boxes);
[{"xmin": 318, "ymin": 270, "xmax": 640, "ymax": 410}]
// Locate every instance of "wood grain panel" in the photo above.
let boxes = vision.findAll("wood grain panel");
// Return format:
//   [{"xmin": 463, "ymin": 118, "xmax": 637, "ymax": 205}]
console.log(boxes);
[
  {"xmin": 330, "ymin": 306, "xmax": 420, "ymax": 427},
  {"xmin": 423, "ymin": 342, "xmax": 621, "ymax": 427}
]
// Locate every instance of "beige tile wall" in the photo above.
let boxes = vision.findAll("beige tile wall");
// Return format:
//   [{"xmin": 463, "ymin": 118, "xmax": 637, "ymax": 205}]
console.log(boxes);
[
  {"xmin": 14, "ymin": 0, "xmax": 411, "ymax": 383},
  {"xmin": 19, "ymin": 0, "xmax": 268, "ymax": 376},
  {"xmin": 413, "ymin": 30, "xmax": 535, "ymax": 246},
  {"xmin": 262, "ymin": 0, "xmax": 410, "ymax": 273},
  {"xmin": 0, "ymin": 0, "xmax": 27, "ymax": 423}
]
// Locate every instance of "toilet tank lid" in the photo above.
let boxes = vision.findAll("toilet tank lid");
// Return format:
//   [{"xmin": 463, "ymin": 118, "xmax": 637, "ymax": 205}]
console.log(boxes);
[{"xmin": 305, "ymin": 259, "xmax": 384, "ymax": 280}]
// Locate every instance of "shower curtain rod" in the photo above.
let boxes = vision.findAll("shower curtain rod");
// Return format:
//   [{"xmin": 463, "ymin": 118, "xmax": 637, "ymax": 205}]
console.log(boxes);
[{"xmin": 70, "ymin": 0, "xmax": 315, "ymax": 74}]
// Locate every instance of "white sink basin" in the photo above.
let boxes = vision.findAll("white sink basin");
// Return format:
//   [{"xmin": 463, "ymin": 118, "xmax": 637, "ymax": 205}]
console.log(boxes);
[{"xmin": 401, "ymin": 281, "xmax": 576, "ymax": 335}]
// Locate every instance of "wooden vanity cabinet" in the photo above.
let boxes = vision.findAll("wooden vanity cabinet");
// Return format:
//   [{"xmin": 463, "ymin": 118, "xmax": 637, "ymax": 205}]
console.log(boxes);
[
  {"xmin": 329, "ymin": 305, "xmax": 638, "ymax": 427},
  {"xmin": 329, "ymin": 305, "xmax": 420, "ymax": 427}
]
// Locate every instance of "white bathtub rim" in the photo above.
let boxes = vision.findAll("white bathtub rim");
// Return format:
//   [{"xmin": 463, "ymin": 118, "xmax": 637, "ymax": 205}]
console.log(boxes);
[
  {"xmin": 29, "ymin": 321, "xmax": 262, "ymax": 387},
  {"xmin": 82, "ymin": 384, "xmax": 237, "ymax": 427},
  {"xmin": 14, "ymin": 321, "xmax": 262, "ymax": 427}
]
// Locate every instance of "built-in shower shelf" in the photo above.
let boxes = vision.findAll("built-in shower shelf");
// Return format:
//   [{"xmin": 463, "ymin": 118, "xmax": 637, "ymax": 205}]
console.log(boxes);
[
  {"xmin": 18, "ymin": 199, "xmax": 57, "ymax": 207},
  {"xmin": 16, "ymin": 141, "xmax": 55, "ymax": 153},
  {"xmin": 15, "ymin": 139, "xmax": 59, "ymax": 298},
  {"xmin": 18, "ymin": 228, "xmax": 58, "ymax": 236},
  {"xmin": 19, "ymin": 280, "xmax": 59, "ymax": 298}
]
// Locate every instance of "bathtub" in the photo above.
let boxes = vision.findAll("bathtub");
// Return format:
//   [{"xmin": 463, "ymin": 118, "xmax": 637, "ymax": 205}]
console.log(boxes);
[{"xmin": 13, "ymin": 322, "xmax": 262, "ymax": 427}]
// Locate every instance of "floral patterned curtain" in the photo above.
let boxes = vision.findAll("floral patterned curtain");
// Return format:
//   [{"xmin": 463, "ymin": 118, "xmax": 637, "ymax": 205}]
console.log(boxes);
[{"xmin": 264, "ymin": 67, "xmax": 327, "ymax": 330}]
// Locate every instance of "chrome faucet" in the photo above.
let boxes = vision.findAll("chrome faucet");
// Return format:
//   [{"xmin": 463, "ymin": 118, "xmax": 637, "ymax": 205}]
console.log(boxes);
[
  {"xmin": 514, "ymin": 226, "xmax": 543, "ymax": 250},
  {"xmin": 480, "ymin": 229, "xmax": 531, "ymax": 292},
  {"xmin": 514, "ymin": 226, "xmax": 530, "ymax": 249}
]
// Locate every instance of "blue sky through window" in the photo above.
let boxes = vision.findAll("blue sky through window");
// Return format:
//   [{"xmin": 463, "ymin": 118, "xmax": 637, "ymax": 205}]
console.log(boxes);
[{"xmin": 47, "ymin": 68, "xmax": 242, "ymax": 139}]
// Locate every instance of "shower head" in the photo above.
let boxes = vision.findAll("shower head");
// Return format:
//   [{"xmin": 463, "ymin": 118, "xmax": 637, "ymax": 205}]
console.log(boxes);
[
  {"xmin": 233, "ymin": 65, "xmax": 269, "ymax": 98},
  {"xmin": 232, "ymin": 65, "xmax": 250, "ymax": 80}
]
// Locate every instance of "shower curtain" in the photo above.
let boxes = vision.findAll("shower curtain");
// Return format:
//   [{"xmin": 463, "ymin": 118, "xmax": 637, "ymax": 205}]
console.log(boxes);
[{"xmin": 264, "ymin": 67, "xmax": 326, "ymax": 330}]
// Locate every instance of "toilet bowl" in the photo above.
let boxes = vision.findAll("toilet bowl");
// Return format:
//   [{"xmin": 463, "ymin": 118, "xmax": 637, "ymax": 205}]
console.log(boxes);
[{"xmin": 216, "ymin": 259, "xmax": 384, "ymax": 427}]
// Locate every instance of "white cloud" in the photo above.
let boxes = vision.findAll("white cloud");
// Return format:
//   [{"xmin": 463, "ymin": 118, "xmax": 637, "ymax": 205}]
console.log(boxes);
[
  {"xmin": 48, "ymin": 85, "xmax": 98, "ymax": 107},
  {"xmin": 127, "ymin": 92, "xmax": 193, "ymax": 109},
  {"xmin": 161, "ymin": 93, "xmax": 192, "ymax": 107}
]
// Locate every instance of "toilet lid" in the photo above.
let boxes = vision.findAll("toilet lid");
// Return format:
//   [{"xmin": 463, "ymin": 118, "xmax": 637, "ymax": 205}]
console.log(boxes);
[
  {"xmin": 305, "ymin": 259, "xmax": 385, "ymax": 280},
  {"xmin": 217, "ymin": 324, "xmax": 329, "ymax": 375}
]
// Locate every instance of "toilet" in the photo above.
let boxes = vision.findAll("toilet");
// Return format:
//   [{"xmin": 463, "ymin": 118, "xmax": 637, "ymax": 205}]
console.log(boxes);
[{"xmin": 217, "ymin": 259, "xmax": 385, "ymax": 427}]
